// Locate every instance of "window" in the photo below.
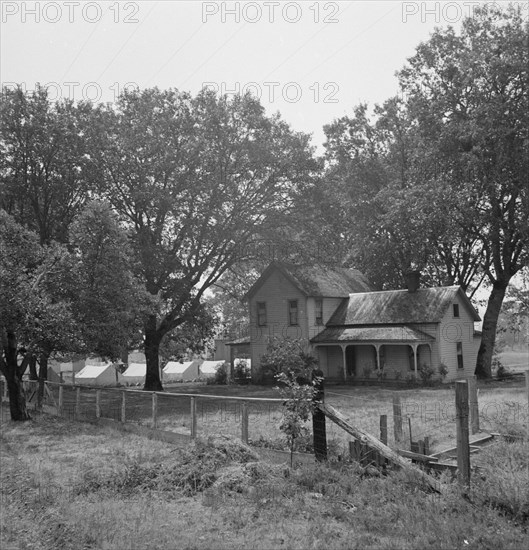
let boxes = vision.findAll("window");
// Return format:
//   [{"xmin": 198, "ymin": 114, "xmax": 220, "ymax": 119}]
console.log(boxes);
[
  {"xmin": 456, "ymin": 342, "xmax": 464, "ymax": 369},
  {"xmin": 453, "ymin": 303, "xmax": 460, "ymax": 318},
  {"xmin": 257, "ymin": 302, "xmax": 267, "ymax": 326},
  {"xmin": 288, "ymin": 300, "xmax": 298, "ymax": 326},
  {"xmin": 315, "ymin": 299, "xmax": 323, "ymax": 325}
]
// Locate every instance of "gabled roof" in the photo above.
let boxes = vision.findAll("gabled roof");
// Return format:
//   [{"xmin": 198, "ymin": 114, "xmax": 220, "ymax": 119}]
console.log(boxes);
[
  {"xmin": 327, "ymin": 286, "xmax": 480, "ymax": 326},
  {"xmin": 245, "ymin": 261, "xmax": 372, "ymax": 299},
  {"xmin": 311, "ymin": 326, "xmax": 434, "ymax": 343},
  {"xmin": 122, "ymin": 363, "xmax": 146, "ymax": 377}
]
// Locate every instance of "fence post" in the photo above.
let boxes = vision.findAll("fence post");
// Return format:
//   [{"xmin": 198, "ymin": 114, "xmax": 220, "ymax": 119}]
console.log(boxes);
[
  {"xmin": 312, "ymin": 369, "xmax": 327, "ymax": 461},
  {"xmin": 525, "ymin": 370, "xmax": 529, "ymax": 440},
  {"xmin": 190, "ymin": 397, "xmax": 197, "ymax": 439},
  {"xmin": 393, "ymin": 395, "xmax": 403, "ymax": 445},
  {"xmin": 95, "ymin": 390, "xmax": 101, "ymax": 419},
  {"xmin": 380, "ymin": 414, "xmax": 388, "ymax": 445},
  {"xmin": 468, "ymin": 375, "xmax": 479, "ymax": 434},
  {"xmin": 456, "ymin": 380, "xmax": 471, "ymax": 493},
  {"xmin": 58, "ymin": 385, "xmax": 64, "ymax": 416},
  {"xmin": 241, "ymin": 401, "xmax": 249, "ymax": 444},
  {"xmin": 121, "ymin": 391, "xmax": 126, "ymax": 423},
  {"xmin": 152, "ymin": 392, "xmax": 158, "ymax": 429},
  {"xmin": 75, "ymin": 387, "xmax": 81, "ymax": 417}
]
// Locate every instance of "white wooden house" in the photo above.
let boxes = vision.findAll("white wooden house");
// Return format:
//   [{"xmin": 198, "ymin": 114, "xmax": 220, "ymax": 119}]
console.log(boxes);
[{"xmin": 246, "ymin": 262, "xmax": 481, "ymax": 383}]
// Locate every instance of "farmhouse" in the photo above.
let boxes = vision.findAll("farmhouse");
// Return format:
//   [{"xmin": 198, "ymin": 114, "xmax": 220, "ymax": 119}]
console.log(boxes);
[{"xmin": 246, "ymin": 262, "xmax": 481, "ymax": 383}]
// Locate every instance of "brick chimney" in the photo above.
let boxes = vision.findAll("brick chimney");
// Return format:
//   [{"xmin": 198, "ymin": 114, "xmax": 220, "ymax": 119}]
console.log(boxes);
[{"xmin": 404, "ymin": 270, "xmax": 420, "ymax": 293}]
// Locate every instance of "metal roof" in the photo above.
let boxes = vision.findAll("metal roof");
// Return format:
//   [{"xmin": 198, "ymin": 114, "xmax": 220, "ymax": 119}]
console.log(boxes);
[
  {"xmin": 246, "ymin": 261, "xmax": 372, "ymax": 299},
  {"xmin": 311, "ymin": 326, "xmax": 435, "ymax": 344},
  {"xmin": 327, "ymin": 286, "xmax": 480, "ymax": 325}
]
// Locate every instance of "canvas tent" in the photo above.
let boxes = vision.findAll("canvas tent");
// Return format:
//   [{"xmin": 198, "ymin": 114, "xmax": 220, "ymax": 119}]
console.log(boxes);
[
  {"xmin": 75, "ymin": 364, "xmax": 122, "ymax": 386},
  {"xmin": 122, "ymin": 363, "xmax": 146, "ymax": 386},
  {"xmin": 199, "ymin": 360, "xmax": 225, "ymax": 378},
  {"xmin": 163, "ymin": 361, "xmax": 200, "ymax": 382}
]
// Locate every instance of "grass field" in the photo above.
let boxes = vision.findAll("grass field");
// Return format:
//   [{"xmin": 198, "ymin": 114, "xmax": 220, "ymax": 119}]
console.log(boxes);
[
  {"xmin": 1, "ymin": 413, "xmax": 528, "ymax": 550},
  {"xmin": 498, "ymin": 348, "xmax": 529, "ymax": 373},
  {"xmin": 32, "ymin": 377, "xmax": 529, "ymax": 457}
]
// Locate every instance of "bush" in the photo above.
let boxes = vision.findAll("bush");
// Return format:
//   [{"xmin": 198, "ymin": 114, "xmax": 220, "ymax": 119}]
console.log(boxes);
[
  {"xmin": 418, "ymin": 363, "xmax": 435, "ymax": 385},
  {"xmin": 234, "ymin": 359, "xmax": 251, "ymax": 382},
  {"xmin": 207, "ymin": 362, "xmax": 228, "ymax": 385}
]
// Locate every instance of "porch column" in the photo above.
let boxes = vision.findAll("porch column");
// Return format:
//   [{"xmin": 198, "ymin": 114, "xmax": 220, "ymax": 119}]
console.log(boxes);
[
  {"xmin": 341, "ymin": 345, "xmax": 347, "ymax": 381},
  {"xmin": 413, "ymin": 344, "xmax": 418, "ymax": 378},
  {"xmin": 375, "ymin": 344, "xmax": 380, "ymax": 372}
]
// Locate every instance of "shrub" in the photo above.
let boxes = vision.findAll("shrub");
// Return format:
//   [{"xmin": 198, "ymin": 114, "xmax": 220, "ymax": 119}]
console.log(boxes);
[
  {"xmin": 234, "ymin": 359, "xmax": 251, "ymax": 382},
  {"xmin": 418, "ymin": 363, "xmax": 435, "ymax": 385},
  {"xmin": 437, "ymin": 362, "xmax": 449, "ymax": 381},
  {"xmin": 207, "ymin": 362, "xmax": 228, "ymax": 385},
  {"xmin": 361, "ymin": 365, "xmax": 372, "ymax": 379},
  {"xmin": 260, "ymin": 336, "xmax": 316, "ymax": 379}
]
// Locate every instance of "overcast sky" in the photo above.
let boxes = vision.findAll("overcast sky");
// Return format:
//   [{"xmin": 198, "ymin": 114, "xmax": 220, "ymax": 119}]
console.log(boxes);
[{"xmin": 0, "ymin": 1, "xmax": 522, "ymax": 150}]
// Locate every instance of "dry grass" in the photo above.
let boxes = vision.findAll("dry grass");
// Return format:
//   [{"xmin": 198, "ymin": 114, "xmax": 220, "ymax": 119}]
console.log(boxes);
[
  {"xmin": 1, "ymin": 411, "xmax": 528, "ymax": 550},
  {"xmin": 33, "ymin": 377, "xmax": 528, "ymax": 457}
]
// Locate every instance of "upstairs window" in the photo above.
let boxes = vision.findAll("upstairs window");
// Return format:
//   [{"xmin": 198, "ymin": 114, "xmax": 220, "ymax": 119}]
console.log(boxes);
[
  {"xmin": 453, "ymin": 303, "xmax": 460, "ymax": 318},
  {"xmin": 257, "ymin": 302, "xmax": 267, "ymax": 326},
  {"xmin": 456, "ymin": 342, "xmax": 464, "ymax": 369},
  {"xmin": 288, "ymin": 300, "xmax": 298, "ymax": 326},
  {"xmin": 315, "ymin": 299, "xmax": 323, "ymax": 325}
]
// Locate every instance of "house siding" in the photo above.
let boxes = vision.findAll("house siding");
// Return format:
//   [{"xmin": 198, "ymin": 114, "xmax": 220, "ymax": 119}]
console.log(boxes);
[
  {"xmin": 438, "ymin": 294, "xmax": 479, "ymax": 381},
  {"xmin": 307, "ymin": 297, "xmax": 343, "ymax": 340},
  {"xmin": 249, "ymin": 269, "xmax": 307, "ymax": 378}
]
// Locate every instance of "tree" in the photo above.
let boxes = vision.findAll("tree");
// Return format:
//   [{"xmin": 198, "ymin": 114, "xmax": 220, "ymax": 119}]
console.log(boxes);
[
  {"xmin": 261, "ymin": 337, "xmax": 319, "ymax": 465},
  {"xmin": 0, "ymin": 85, "xmax": 97, "ymax": 245},
  {"xmin": 68, "ymin": 201, "xmax": 147, "ymax": 361},
  {"xmin": 91, "ymin": 88, "xmax": 317, "ymax": 390},
  {"xmin": 398, "ymin": 4, "xmax": 529, "ymax": 377},
  {"xmin": 317, "ymin": 5, "xmax": 527, "ymax": 377},
  {"xmin": 0, "ymin": 212, "xmax": 73, "ymax": 420},
  {"xmin": 0, "ymin": 204, "xmax": 145, "ymax": 420}
]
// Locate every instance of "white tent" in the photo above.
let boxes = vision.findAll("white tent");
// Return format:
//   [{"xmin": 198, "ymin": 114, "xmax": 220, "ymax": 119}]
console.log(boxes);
[
  {"xmin": 122, "ymin": 363, "xmax": 146, "ymax": 386},
  {"xmin": 199, "ymin": 360, "xmax": 225, "ymax": 378},
  {"xmin": 163, "ymin": 361, "xmax": 200, "ymax": 382},
  {"xmin": 75, "ymin": 364, "xmax": 122, "ymax": 386}
]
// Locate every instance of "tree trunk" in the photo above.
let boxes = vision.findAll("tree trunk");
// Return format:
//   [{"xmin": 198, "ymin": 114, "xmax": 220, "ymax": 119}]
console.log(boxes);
[
  {"xmin": 5, "ymin": 371, "xmax": 31, "ymax": 421},
  {"xmin": 2, "ymin": 331, "xmax": 31, "ymax": 420},
  {"xmin": 143, "ymin": 315, "xmax": 163, "ymax": 391},
  {"xmin": 37, "ymin": 353, "xmax": 48, "ymax": 409},
  {"xmin": 475, "ymin": 281, "xmax": 508, "ymax": 379}
]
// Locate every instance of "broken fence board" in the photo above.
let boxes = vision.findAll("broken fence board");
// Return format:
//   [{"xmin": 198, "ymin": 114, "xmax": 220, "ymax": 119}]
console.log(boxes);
[{"xmin": 318, "ymin": 403, "xmax": 441, "ymax": 493}]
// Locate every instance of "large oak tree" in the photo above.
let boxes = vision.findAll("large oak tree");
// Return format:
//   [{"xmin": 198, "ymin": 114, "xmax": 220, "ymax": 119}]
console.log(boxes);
[{"xmin": 92, "ymin": 88, "xmax": 317, "ymax": 390}]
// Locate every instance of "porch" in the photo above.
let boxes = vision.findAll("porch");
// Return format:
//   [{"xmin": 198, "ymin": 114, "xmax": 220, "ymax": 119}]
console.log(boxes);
[{"xmin": 311, "ymin": 326, "xmax": 434, "ymax": 383}]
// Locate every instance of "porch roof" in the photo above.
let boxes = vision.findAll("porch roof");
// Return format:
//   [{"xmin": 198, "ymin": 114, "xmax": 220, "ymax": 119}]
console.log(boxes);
[{"xmin": 310, "ymin": 325, "xmax": 434, "ymax": 344}]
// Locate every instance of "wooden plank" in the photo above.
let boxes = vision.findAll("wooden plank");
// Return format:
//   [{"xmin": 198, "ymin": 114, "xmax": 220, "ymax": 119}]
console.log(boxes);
[
  {"xmin": 380, "ymin": 415, "xmax": 388, "ymax": 446},
  {"xmin": 319, "ymin": 403, "xmax": 440, "ymax": 493},
  {"xmin": 241, "ymin": 401, "xmax": 249, "ymax": 444},
  {"xmin": 152, "ymin": 392, "xmax": 158, "ymax": 429},
  {"xmin": 430, "ymin": 433, "xmax": 494, "ymax": 458},
  {"xmin": 121, "ymin": 391, "xmax": 126, "ymax": 423},
  {"xmin": 397, "ymin": 449, "xmax": 439, "ymax": 463},
  {"xmin": 190, "ymin": 397, "xmax": 197, "ymax": 439},
  {"xmin": 393, "ymin": 395, "xmax": 403, "ymax": 444},
  {"xmin": 456, "ymin": 380, "xmax": 471, "ymax": 492},
  {"xmin": 468, "ymin": 375, "xmax": 480, "ymax": 434},
  {"xmin": 75, "ymin": 387, "xmax": 81, "ymax": 416},
  {"xmin": 95, "ymin": 390, "xmax": 101, "ymax": 419}
]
